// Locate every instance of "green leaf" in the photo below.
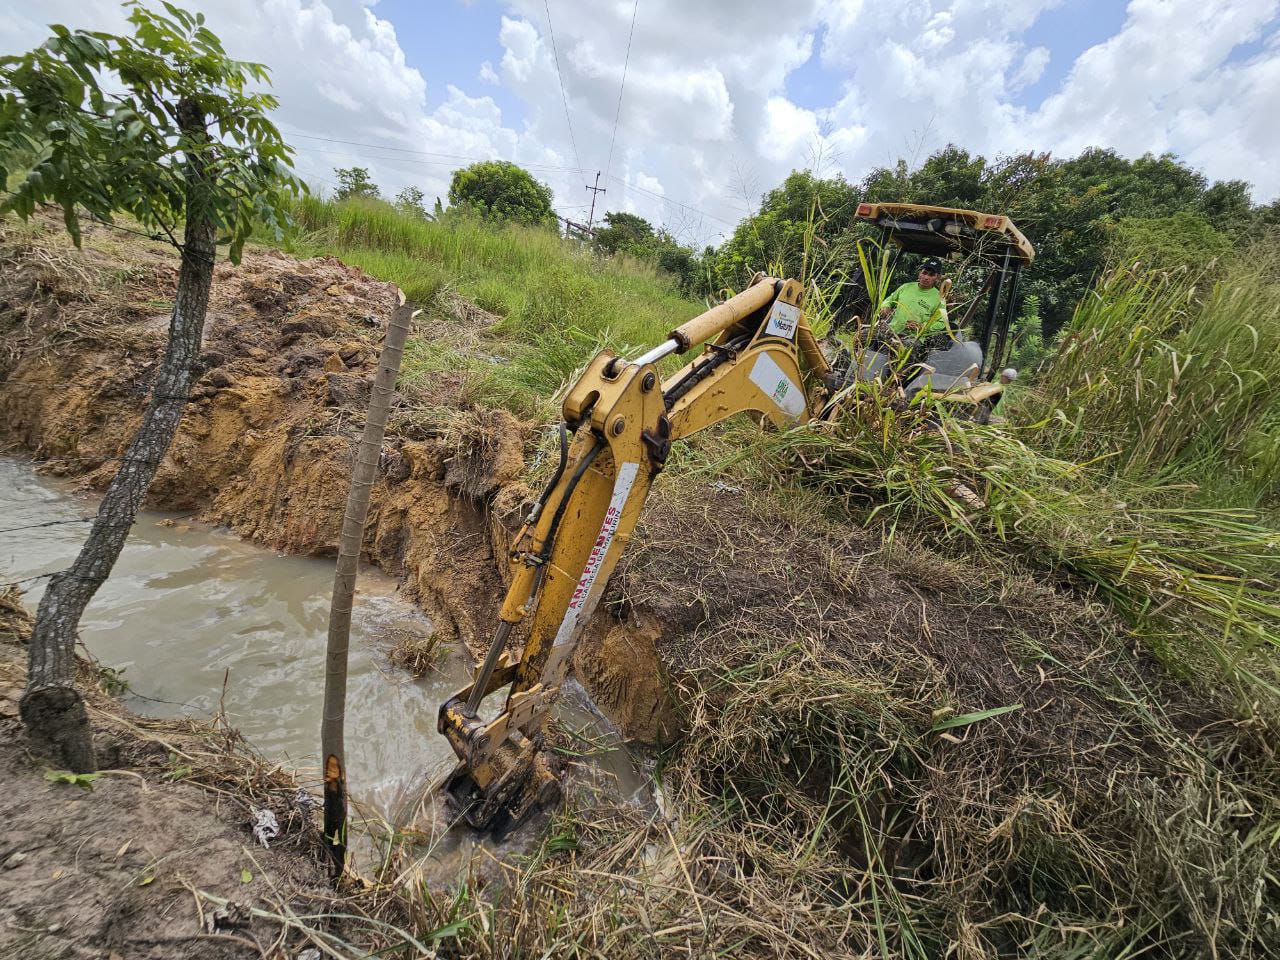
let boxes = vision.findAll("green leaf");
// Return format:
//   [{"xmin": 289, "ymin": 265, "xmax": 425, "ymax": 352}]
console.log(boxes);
[
  {"xmin": 45, "ymin": 770, "xmax": 101, "ymax": 791},
  {"xmin": 239, "ymin": 868, "xmax": 252, "ymax": 883},
  {"xmin": 427, "ymin": 920, "xmax": 469, "ymax": 942},
  {"xmin": 931, "ymin": 703, "xmax": 1023, "ymax": 732},
  {"xmin": 138, "ymin": 875, "xmax": 155, "ymax": 887}
]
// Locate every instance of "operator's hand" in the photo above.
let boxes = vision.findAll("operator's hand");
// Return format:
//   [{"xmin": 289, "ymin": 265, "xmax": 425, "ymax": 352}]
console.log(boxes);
[
  {"xmin": 878, "ymin": 305, "xmax": 892, "ymax": 320},
  {"xmin": 905, "ymin": 320, "xmax": 921, "ymax": 333}
]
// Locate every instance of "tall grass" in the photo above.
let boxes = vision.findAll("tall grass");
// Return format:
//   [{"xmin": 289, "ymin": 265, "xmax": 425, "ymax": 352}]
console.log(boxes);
[
  {"xmin": 273, "ymin": 196, "xmax": 698, "ymax": 414},
  {"xmin": 762, "ymin": 388, "xmax": 1280, "ymax": 706},
  {"xmin": 1018, "ymin": 249, "xmax": 1280, "ymax": 506},
  {"xmin": 357, "ymin": 626, "xmax": 1279, "ymax": 958}
]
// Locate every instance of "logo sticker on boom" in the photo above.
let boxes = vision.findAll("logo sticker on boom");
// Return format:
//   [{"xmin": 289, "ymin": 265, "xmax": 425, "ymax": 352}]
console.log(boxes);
[
  {"xmin": 749, "ymin": 353, "xmax": 806, "ymax": 420},
  {"xmin": 551, "ymin": 461, "xmax": 641, "ymax": 649},
  {"xmin": 764, "ymin": 301, "xmax": 800, "ymax": 340}
]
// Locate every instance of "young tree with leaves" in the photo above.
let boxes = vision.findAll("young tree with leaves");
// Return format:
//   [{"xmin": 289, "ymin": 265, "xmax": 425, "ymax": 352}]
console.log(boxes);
[
  {"xmin": 0, "ymin": 1, "xmax": 301, "ymax": 770},
  {"xmin": 393, "ymin": 184, "xmax": 427, "ymax": 217},
  {"xmin": 448, "ymin": 159, "xmax": 555, "ymax": 227},
  {"xmin": 333, "ymin": 165, "xmax": 380, "ymax": 202}
]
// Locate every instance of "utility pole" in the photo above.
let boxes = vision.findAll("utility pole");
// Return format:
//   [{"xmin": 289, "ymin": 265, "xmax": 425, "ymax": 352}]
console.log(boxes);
[{"xmin": 586, "ymin": 170, "xmax": 606, "ymax": 230}]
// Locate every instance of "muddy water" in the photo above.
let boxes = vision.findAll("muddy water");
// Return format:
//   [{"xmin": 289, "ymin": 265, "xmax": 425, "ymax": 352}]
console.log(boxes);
[{"xmin": 0, "ymin": 458, "xmax": 644, "ymax": 820}]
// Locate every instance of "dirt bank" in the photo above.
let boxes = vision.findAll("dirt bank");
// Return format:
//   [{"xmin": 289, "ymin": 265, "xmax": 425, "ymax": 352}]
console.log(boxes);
[{"xmin": 0, "ymin": 222, "xmax": 677, "ymax": 741}]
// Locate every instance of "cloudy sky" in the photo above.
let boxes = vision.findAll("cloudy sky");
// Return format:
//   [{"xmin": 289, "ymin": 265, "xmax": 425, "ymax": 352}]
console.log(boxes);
[{"xmin": 3, "ymin": 0, "xmax": 1277, "ymax": 246}]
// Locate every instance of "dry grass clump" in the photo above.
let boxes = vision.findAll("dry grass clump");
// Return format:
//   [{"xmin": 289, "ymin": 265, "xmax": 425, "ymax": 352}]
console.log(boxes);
[
  {"xmin": 387, "ymin": 627, "xmax": 444, "ymax": 675},
  {"xmin": 358, "ymin": 623, "xmax": 1277, "ymax": 958},
  {"xmin": 0, "ymin": 221, "xmax": 161, "ymax": 368}
]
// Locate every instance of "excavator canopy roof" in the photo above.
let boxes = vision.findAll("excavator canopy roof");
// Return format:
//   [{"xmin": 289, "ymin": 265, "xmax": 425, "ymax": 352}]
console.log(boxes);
[{"xmin": 855, "ymin": 202, "xmax": 1036, "ymax": 265}]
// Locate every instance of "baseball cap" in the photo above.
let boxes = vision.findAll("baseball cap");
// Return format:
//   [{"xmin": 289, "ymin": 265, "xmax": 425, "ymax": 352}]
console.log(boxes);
[{"xmin": 921, "ymin": 257, "xmax": 943, "ymax": 274}]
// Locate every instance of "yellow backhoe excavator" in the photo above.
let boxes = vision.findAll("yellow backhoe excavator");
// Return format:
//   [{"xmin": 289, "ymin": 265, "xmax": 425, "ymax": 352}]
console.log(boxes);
[{"xmin": 438, "ymin": 205, "xmax": 1036, "ymax": 835}]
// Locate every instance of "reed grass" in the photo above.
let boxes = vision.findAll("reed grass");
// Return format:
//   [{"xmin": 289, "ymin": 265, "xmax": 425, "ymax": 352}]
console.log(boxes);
[
  {"xmin": 1017, "ymin": 248, "xmax": 1280, "ymax": 507},
  {"xmin": 758, "ymin": 386, "xmax": 1280, "ymax": 706}
]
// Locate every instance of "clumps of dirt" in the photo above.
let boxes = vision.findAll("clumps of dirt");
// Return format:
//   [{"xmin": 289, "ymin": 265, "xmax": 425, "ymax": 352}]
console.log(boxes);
[{"xmin": 0, "ymin": 584, "xmax": 342, "ymax": 960}]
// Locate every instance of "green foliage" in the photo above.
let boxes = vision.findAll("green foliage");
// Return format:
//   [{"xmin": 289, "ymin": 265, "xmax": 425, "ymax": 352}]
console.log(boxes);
[
  {"xmin": 713, "ymin": 169, "xmax": 861, "ymax": 294},
  {"xmin": 282, "ymin": 194, "xmax": 696, "ymax": 416},
  {"xmin": 96, "ymin": 664, "xmax": 129, "ymax": 696},
  {"xmin": 592, "ymin": 210, "xmax": 654, "ymax": 255},
  {"xmin": 0, "ymin": 2, "xmax": 302, "ymax": 263},
  {"xmin": 45, "ymin": 769, "xmax": 100, "ymax": 791},
  {"xmin": 393, "ymin": 184, "xmax": 427, "ymax": 218},
  {"xmin": 1200, "ymin": 179, "xmax": 1253, "ymax": 232},
  {"xmin": 447, "ymin": 159, "xmax": 555, "ymax": 227},
  {"xmin": 709, "ymin": 145, "xmax": 1265, "ymax": 338},
  {"xmin": 1113, "ymin": 210, "xmax": 1231, "ymax": 269},
  {"xmin": 592, "ymin": 210, "xmax": 706, "ymax": 296},
  {"xmin": 1005, "ymin": 295, "xmax": 1056, "ymax": 375},
  {"xmin": 333, "ymin": 166, "xmax": 380, "ymax": 202},
  {"xmin": 1021, "ymin": 248, "xmax": 1280, "ymax": 507}
]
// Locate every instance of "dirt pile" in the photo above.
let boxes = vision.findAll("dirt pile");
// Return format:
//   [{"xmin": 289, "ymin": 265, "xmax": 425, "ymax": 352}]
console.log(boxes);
[{"xmin": 0, "ymin": 225, "xmax": 523, "ymax": 658}]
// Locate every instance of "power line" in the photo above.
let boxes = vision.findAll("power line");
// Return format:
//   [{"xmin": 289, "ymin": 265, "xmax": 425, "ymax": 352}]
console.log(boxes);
[
  {"xmin": 606, "ymin": 173, "xmax": 738, "ymax": 228},
  {"xmin": 603, "ymin": 0, "xmax": 640, "ymax": 194},
  {"xmin": 280, "ymin": 122, "xmax": 738, "ymax": 240},
  {"xmin": 299, "ymin": 144, "xmax": 575, "ymax": 177},
  {"xmin": 542, "ymin": 0, "xmax": 584, "ymax": 180},
  {"xmin": 281, "ymin": 130, "xmax": 578, "ymax": 175}
]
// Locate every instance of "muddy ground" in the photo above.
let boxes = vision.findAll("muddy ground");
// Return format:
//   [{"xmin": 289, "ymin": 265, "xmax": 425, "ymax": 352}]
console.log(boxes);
[{"xmin": 0, "ymin": 588, "xmax": 344, "ymax": 960}]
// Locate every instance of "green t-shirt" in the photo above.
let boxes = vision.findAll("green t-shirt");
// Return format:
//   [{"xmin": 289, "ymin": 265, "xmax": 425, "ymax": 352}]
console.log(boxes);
[{"xmin": 883, "ymin": 282, "xmax": 948, "ymax": 335}]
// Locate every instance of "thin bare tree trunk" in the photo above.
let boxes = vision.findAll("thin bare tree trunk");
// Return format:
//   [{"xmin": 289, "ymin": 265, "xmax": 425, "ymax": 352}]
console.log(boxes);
[
  {"xmin": 21, "ymin": 99, "xmax": 215, "ymax": 771},
  {"xmin": 321, "ymin": 293, "xmax": 415, "ymax": 875}
]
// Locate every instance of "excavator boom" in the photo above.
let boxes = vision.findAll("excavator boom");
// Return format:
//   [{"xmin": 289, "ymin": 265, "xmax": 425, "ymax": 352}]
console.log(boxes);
[{"xmin": 437, "ymin": 275, "xmax": 829, "ymax": 833}]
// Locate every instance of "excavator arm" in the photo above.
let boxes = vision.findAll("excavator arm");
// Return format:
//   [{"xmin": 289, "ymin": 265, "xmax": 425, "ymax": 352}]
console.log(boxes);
[{"xmin": 437, "ymin": 275, "xmax": 830, "ymax": 833}]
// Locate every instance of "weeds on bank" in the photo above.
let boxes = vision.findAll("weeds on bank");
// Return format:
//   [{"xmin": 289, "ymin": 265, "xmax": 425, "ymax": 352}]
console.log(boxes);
[
  {"xmin": 762, "ymin": 388, "xmax": 1280, "ymax": 705},
  {"xmin": 349, "ymin": 628, "xmax": 1278, "ymax": 958},
  {"xmin": 1016, "ymin": 249, "xmax": 1280, "ymax": 508}
]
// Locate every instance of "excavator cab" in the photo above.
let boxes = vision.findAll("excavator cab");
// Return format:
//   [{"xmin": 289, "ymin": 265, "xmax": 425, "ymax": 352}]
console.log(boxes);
[{"xmin": 835, "ymin": 202, "xmax": 1036, "ymax": 422}]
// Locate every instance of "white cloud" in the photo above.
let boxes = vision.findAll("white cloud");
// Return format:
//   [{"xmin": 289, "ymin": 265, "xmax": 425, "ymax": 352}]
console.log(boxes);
[
  {"xmin": 1027, "ymin": 0, "xmax": 1280, "ymax": 196},
  {"xmin": 3, "ymin": 0, "xmax": 1277, "ymax": 248}
]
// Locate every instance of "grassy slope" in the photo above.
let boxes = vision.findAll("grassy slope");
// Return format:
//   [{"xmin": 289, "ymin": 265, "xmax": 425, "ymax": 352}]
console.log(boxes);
[
  {"xmin": 275, "ymin": 196, "xmax": 700, "ymax": 419},
  {"xmin": 260, "ymin": 198, "xmax": 1280, "ymax": 958}
]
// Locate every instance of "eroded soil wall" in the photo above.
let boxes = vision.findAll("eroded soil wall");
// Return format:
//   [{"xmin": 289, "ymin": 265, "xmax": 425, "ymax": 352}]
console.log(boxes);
[{"xmin": 0, "ymin": 228, "xmax": 676, "ymax": 743}]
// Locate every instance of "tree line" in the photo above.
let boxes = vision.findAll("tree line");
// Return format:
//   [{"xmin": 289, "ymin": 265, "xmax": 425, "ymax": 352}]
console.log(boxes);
[{"xmin": 356, "ymin": 146, "xmax": 1277, "ymax": 338}]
